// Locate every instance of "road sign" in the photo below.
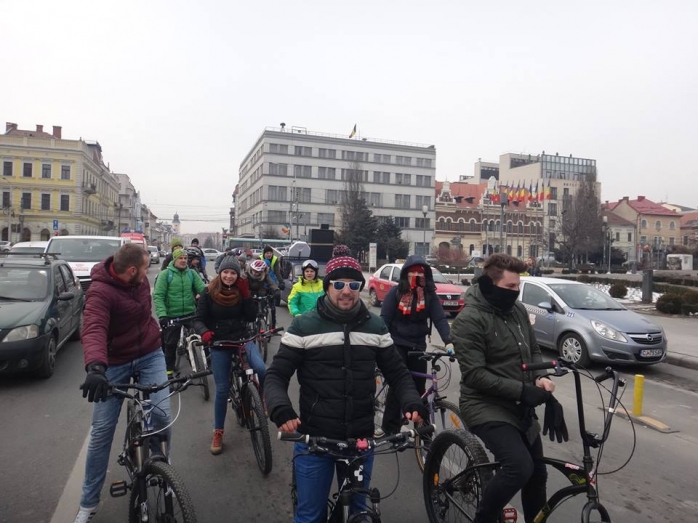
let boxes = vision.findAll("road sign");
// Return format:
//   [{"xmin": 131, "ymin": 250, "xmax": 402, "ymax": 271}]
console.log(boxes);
[{"xmin": 52, "ymin": 219, "xmax": 58, "ymax": 230}]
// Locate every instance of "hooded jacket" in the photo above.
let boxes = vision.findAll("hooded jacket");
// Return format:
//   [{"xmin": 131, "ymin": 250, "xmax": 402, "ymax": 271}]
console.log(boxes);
[
  {"xmin": 380, "ymin": 255, "xmax": 451, "ymax": 349},
  {"xmin": 287, "ymin": 277, "xmax": 324, "ymax": 316},
  {"xmin": 193, "ymin": 280, "xmax": 257, "ymax": 342},
  {"xmin": 82, "ymin": 256, "xmax": 161, "ymax": 367},
  {"xmin": 153, "ymin": 262, "xmax": 206, "ymax": 318},
  {"xmin": 452, "ymin": 283, "xmax": 546, "ymax": 437}
]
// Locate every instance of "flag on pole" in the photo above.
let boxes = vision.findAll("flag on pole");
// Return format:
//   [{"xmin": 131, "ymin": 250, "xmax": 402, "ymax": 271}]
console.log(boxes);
[
  {"xmin": 528, "ymin": 181, "xmax": 533, "ymax": 202},
  {"xmin": 534, "ymin": 181, "xmax": 539, "ymax": 202},
  {"xmin": 546, "ymin": 179, "xmax": 552, "ymax": 200},
  {"xmin": 349, "ymin": 124, "xmax": 357, "ymax": 138},
  {"xmin": 538, "ymin": 180, "xmax": 545, "ymax": 201}
]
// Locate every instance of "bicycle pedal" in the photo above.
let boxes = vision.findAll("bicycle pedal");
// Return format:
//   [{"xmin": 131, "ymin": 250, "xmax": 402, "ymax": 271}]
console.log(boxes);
[
  {"xmin": 502, "ymin": 507, "xmax": 518, "ymax": 522},
  {"xmin": 109, "ymin": 480, "xmax": 129, "ymax": 497}
]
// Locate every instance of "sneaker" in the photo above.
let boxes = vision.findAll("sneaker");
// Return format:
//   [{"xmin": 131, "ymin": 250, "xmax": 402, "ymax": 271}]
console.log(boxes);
[
  {"xmin": 210, "ymin": 429, "xmax": 224, "ymax": 455},
  {"xmin": 374, "ymin": 428, "xmax": 385, "ymax": 438},
  {"xmin": 73, "ymin": 502, "xmax": 101, "ymax": 523}
]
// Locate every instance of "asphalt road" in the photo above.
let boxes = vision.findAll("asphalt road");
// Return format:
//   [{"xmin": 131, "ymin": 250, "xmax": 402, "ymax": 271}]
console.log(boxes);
[{"xmin": 1, "ymin": 265, "xmax": 697, "ymax": 522}]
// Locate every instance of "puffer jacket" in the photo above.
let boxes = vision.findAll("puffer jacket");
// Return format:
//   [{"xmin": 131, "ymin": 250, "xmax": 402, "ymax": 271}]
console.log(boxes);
[
  {"xmin": 265, "ymin": 296, "xmax": 424, "ymax": 439},
  {"xmin": 153, "ymin": 263, "xmax": 206, "ymax": 318},
  {"xmin": 82, "ymin": 257, "xmax": 161, "ymax": 367},
  {"xmin": 193, "ymin": 285, "xmax": 257, "ymax": 342},
  {"xmin": 380, "ymin": 255, "xmax": 451, "ymax": 349},
  {"xmin": 452, "ymin": 283, "xmax": 546, "ymax": 437},
  {"xmin": 287, "ymin": 278, "xmax": 324, "ymax": 316}
]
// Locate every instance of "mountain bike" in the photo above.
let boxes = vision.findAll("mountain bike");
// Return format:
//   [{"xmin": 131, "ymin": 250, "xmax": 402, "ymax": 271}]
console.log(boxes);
[
  {"xmin": 108, "ymin": 369, "xmax": 212, "ymax": 523},
  {"xmin": 280, "ymin": 425, "xmax": 436, "ymax": 523},
  {"xmin": 250, "ymin": 294, "xmax": 275, "ymax": 362},
  {"xmin": 165, "ymin": 315, "xmax": 210, "ymax": 401},
  {"xmin": 423, "ymin": 359, "xmax": 627, "ymax": 523},
  {"xmin": 374, "ymin": 350, "xmax": 465, "ymax": 471},
  {"xmin": 211, "ymin": 326, "xmax": 283, "ymax": 475}
]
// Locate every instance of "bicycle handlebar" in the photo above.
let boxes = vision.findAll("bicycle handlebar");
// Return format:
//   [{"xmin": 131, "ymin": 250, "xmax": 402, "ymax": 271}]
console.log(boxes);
[
  {"xmin": 522, "ymin": 360, "xmax": 558, "ymax": 372},
  {"xmin": 278, "ymin": 424, "xmax": 435, "ymax": 451},
  {"xmin": 162, "ymin": 314, "xmax": 198, "ymax": 325},
  {"xmin": 408, "ymin": 350, "xmax": 456, "ymax": 363},
  {"xmin": 109, "ymin": 370, "xmax": 213, "ymax": 399},
  {"xmin": 210, "ymin": 327, "xmax": 285, "ymax": 348}
]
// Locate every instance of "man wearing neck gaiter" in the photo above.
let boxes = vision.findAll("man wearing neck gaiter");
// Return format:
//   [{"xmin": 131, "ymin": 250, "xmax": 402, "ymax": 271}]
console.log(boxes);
[
  {"xmin": 452, "ymin": 254, "xmax": 559, "ymax": 523},
  {"xmin": 265, "ymin": 247, "xmax": 428, "ymax": 523}
]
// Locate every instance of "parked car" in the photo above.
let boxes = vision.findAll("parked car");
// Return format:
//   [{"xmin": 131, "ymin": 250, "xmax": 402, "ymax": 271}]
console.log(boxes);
[
  {"xmin": 279, "ymin": 257, "xmax": 327, "ymax": 305},
  {"xmin": 9, "ymin": 241, "xmax": 48, "ymax": 256},
  {"xmin": 147, "ymin": 246, "xmax": 160, "ymax": 265},
  {"xmin": 367, "ymin": 263, "xmax": 466, "ymax": 317},
  {"xmin": 0, "ymin": 255, "xmax": 85, "ymax": 378},
  {"xmin": 518, "ymin": 277, "xmax": 666, "ymax": 366},
  {"xmin": 424, "ymin": 255, "xmax": 439, "ymax": 266},
  {"xmin": 0, "ymin": 240, "xmax": 12, "ymax": 253},
  {"xmin": 202, "ymin": 248, "xmax": 221, "ymax": 262}
]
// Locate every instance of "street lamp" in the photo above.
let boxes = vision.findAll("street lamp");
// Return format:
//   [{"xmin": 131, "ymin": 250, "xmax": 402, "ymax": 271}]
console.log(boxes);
[
  {"xmin": 422, "ymin": 204, "xmax": 428, "ymax": 256},
  {"xmin": 602, "ymin": 216, "xmax": 612, "ymax": 274}
]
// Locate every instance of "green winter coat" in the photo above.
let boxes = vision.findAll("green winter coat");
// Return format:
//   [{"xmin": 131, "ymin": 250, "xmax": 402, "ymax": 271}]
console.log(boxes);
[
  {"xmin": 287, "ymin": 278, "xmax": 324, "ymax": 316},
  {"xmin": 153, "ymin": 263, "xmax": 206, "ymax": 319},
  {"xmin": 452, "ymin": 283, "xmax": 546, "ymax": 438}
]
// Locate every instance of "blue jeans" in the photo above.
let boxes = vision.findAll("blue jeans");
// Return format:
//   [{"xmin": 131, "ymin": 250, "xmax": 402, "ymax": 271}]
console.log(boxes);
[
  {"xmin": 293, "ymin": 442, "xmax": 375, "ymax": 523},
  {"xmin": 80, "ymin": 349, "xmax": 171, "ymax": 508},
  {"xmin": 210, "ymin": 341, "xmax": 266, "ymax": 430}
]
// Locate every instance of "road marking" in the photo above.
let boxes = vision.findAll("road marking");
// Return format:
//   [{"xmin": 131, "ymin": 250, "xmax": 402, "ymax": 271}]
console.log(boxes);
[{"xmin": 50, "ymin": 430, "xmax": 90, "ymax": 522}]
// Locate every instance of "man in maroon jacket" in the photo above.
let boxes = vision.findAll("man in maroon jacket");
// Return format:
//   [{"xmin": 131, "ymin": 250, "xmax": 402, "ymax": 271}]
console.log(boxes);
[{"xmin": 74, "ymin": 243, "xmax": 170, "ymax": 523}]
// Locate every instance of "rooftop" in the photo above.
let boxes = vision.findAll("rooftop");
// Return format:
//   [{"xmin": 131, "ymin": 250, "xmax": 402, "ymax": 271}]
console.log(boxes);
[{"xmin": 616, "ymin": 196, "xmax": 680, "ymax": 217}]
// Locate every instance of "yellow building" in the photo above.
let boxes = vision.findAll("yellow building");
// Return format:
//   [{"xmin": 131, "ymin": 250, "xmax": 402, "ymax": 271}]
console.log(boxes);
[{"xmin": 1, "ymin": 123, "xmax": 120, "ymax": 242}]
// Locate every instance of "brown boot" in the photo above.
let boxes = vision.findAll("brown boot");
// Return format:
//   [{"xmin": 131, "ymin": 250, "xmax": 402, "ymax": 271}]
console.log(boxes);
[{"xmin": 210, "ymin": 429, "xmax": 224, "ymax": 455}]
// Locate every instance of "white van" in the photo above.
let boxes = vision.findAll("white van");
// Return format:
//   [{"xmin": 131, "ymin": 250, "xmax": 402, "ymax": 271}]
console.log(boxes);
[{"xmin": 45, "ymin": 235, "xmax": 128, "ymax": 292}]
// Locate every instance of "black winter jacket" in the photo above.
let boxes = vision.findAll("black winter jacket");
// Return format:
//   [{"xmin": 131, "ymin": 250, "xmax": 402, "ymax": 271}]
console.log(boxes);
[
  {"xmin": 193, "ymin": 288, "xmax": 256, "ymax": 342},
  {"xmin": 265, "ymin": 296, "xmax": 424, "ymax": 439}
]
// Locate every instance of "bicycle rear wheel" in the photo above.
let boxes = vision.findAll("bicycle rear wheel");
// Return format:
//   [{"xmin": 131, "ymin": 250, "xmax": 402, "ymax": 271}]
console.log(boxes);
[
  {"xmin": 373, "ymin": 369, "xmax": 389, "ymax": 436},
  {"xmin": 415, "ymin": 399, "xmax": 466, "ymax": 472},
  {"xmin": 423, "ymin": 429, "xmax": 493, "ymax": 523},
  {"xmin": 244, "ymin": 384, "xmax": 273, "ymax": 475},
  {"xmin": 128, "ymin": 460, "xmax": 197, "ymax": 523},
  {"xmin": 190, "ymin": 342, "xmax": 210, "ymax": 401}
]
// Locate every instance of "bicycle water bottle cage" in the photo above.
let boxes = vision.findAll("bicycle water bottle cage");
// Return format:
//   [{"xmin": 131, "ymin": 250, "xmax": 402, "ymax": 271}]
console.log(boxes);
[{"xmin": 356, "ymin": 439, "xmax": 369, "ymax": 451}]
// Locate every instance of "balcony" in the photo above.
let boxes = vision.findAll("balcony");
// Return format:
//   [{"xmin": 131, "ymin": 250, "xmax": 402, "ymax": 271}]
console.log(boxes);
[{"xmin": 83, "ymin": 183, "xmax": 97, "ymax": 195}]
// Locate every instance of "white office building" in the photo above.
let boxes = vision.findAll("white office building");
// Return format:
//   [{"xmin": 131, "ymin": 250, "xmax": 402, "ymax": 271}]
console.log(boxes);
[{"xmin": 235, "ymin": 125, "xmax": 437, "ymax": 255}]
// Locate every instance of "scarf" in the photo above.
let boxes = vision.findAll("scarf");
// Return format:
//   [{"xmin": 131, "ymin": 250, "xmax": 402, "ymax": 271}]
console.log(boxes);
[
  {"xmin": 319, "ymin": 294, "xmax": 362, "ymax": 324},
  {"xmin": 210, "ymin": 283, "xmax": 242, "ymax": 307},
  {"xmin": 398, "ymin": 272, "xmax": 426, "ymax": 315}
]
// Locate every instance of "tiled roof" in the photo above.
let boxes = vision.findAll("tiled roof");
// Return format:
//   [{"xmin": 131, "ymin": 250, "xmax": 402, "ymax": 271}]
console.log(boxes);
[
  {"xmin": 5, "ymin": 128, "xmax": 56, "ymax": 139},
  {"xmin": 625, "ymin": 197, "xmax": 680, "ymax": 216},
  {"xmin": 435, "ymin": 181, "xmax": 488, "ymax": 208},
  {"xmin": 681, "ymin": 211, "xmax": 698, "ymax": 227}
]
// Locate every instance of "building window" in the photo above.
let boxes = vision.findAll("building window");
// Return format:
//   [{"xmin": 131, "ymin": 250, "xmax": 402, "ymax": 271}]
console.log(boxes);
[
  {"xmin": 395, "ymin": 194, "xmax": 411, "ymax": 209},
  {"xmin": 268, "ymin": 186, "xmax": 288, "ymax": 201},
  {"xmin": 548, "ymin": 203, "xmax": 557, "ymax": 216},
  {"xmin": 684, "ymin": 235, "xmax": 689, "ymax": 246},
  {"xmin": 341, "ymin": 169, "xmax": 367, "ymax": 182},
  {"xmin": 326, "ymin": 189, "xmax": 339, "ymax": 204},
  {"xmin": 21, "ymin": 192, "xmax": 31, "ymax": 210},
  {"xmin": 293, "ymin": 165, "xmax": 312, "ymax": 178},
  {"xmin": 23, "ymin": 163, "xmax": 32, "ymax": 178},
  {"xmin": 395, "ymin": 156, "xmax": 412, "ymax": 166},
  {"xmin": 628, "ymin": 232, "xmax": 632, "ymax": 242},
  {"xmin": 268, "ymin": 210, "xmax": 287, "ymax": 223},
  {"xmin": 42, "ymin": 164, "xmax": 52, "ymax": 179},
  {"xmin": 615, "ymin": 232, "xmax": 620, "ymax": 242},
  {"xmin": 294, "ymin": 146, "xmax": 312, "ymax": 157},
  {"xmin": 318, "ymin": 167, "xmax": 336, "ymax": 180},
  {"xmin": 341, "ymin": 150, "xmax": 367, "ymax": 162},
  {"xmin": 293, "ymin": 187, "xmax": 311, "ymax": 203},
  {"xmin": 60, "ymin": 194, "xmax": 70, "ymax": 211},
  {"xmin": 640, "ymin": 219, "xmax": 647, "ymax": 229},
  {"xmin": 317, "ymin": 213, "xmax": 335, "ymax": 226},
  {"xmin": 416, "ymin": 158, "xmax": 432, "ymax": 168},
  {"xmin": 3, "ymin": 161, "xmax": 12, "ymax": 177},
  {"xmin": 269, "ymin": 143, "xmax": 288, "ymax": 154},
  {"xmin": 269, "ymin": 163, "xmax": 288, "ymax": 176},
  {"xmin": 2, "ymin": 191, "xmax": 9, "ymax": 208},
  {"xmin": 367, "ymin": 192, "xmax": 382, "ymax": 207},
  {"xmin": 395, "ymin": 173, "xmax": 411, "ymax": 186},
  {"xmin": 550, "ymin": 187, "xmax": 558, "ymax": 200},
  {"xmin": 654, "ymin": 220, "xmax": 661, "ymax": 231},
  {"xmin": 415, "ymin": 217, "xmax": 430, "ymax": 229},
  {"xmin": 318, "ymin": 148, "xmax": 336, "ymax": 159},
  {"xmin": 41, "ymin": 193, "xmax": 51, "ymax": 210},
  {"xmin": 394, "ymin": 216, "xmax": 410, "ymax": 228},
  {"xmin": 669, "ymin": 237, "xmax": 675, "ymax": 246},
  {"xmin": 416, "ymin": 175, "xmax": 431, "ymax": 187},
  {"xmin": 415, "ymin": 195, "xmax": 431, "ymax": 209},
  {"xmin": 669, "ymin": 221, "xmax": 676, "ymax": 230},
  {"xmin": 374, "ymin": 153, "xmax": 391, "ymax": 163}
]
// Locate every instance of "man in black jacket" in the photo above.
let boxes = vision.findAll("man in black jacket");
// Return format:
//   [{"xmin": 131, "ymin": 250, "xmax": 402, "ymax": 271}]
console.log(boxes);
[{"xmin": 265, "ymin": 253, "xmax": 427, "ymax": 523}]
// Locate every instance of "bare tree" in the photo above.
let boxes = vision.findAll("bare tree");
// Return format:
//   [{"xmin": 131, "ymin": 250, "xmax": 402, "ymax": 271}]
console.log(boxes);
[
  {"xmin": 557, "ymin": 176, "xmax": 603, "ymax": 267},
  {"xmin": 337, "ymin": 161, "xmax": 377, "ymax": 259}
]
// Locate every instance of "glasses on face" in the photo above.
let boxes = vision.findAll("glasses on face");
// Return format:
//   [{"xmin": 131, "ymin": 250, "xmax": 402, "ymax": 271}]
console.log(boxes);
[{"xmin": 330, "ymin": 280, "xmax": 362, "ymax": 291}]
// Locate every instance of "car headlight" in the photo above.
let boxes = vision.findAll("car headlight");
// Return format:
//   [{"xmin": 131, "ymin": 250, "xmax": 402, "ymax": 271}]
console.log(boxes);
[
  {"xmin": 3, "ymin": 324, "xmax": 40, "ymax": 342},
  {"xmin": 591, "ymin": 321, "xmax": 627, "ymax": 343}
]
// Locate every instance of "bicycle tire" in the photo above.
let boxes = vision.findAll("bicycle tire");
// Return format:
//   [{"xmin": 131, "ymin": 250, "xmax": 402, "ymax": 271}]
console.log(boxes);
[
  {"xmin": 423, "ymin": 429, "xmax": 493, "ymax": 523},
  {"xmin": 347, "ymin": 511, "xmax": 381, "ymax": 523},
  {"xmin": 373, "ymin": 369, "xmax": 389, "ymax": 436},
  {"xmin": 415, "ymin": 399, "xmax": 466, "ymax": 472},
  {"xmin": 128, "ymin": 460, "xmax": 198, "ymax": 523},
  {"xmin": 190, "ymin": 342, "xmax": 210, "ymax": 401},
  {"xmin": 258, "ymin": 316, "xmax": 270, "ymax": 363},
  {"xmin": 244, "ymin": 384, "xmax": 273, "ymax": 475},
  {"xmin": 229, "ymin": 373, "xmax": 246, "ymax": 427}
]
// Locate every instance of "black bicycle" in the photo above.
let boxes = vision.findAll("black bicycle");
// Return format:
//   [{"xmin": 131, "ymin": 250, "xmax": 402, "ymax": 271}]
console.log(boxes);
[
  {"xmin": 250, "ymin": 294, "xmax": 275, "ymax": 362},
  {"xmin": 211, "ymin": 326, "xmax": 283, "ymax": 475},
  {"xmin": 423, "ymin": 359, "xmax": 628, "ymax": 523},
  {"xmin": 164, "ymin": 315, "xmax": 211, "ymax": 401},
  {"xmin": 281, "ymin": 425, "xmax": 436, "ymax": 523},
  {"xmin": 108, "ymin": 370, "xmax": 212, "ymax": 523}
]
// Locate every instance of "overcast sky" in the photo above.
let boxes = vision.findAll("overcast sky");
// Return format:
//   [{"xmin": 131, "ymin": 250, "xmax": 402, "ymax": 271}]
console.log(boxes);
[{"xmin": 2, "ymin": 0, "xmax": 696, "ymax": 233}]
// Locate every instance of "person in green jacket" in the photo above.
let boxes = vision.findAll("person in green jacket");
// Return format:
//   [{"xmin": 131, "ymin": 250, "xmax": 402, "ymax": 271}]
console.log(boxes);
[
  {"xmin": 452, "ymin": 253, "xmax": 564, "ymax": 523},
  {"xmin": 153, "ymin": 248, "xmax": 206, "ymax": 375},
  {"xmin": 287, "ymin": 259, "xmax": 324, "ymax": 317}
]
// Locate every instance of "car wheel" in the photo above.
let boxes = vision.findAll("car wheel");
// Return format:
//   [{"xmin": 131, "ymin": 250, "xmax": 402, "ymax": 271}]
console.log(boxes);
[
  {"xmin": 36, "ymin": 336, "xmax": 57, "ymax": 379},
  {"xmin": 368, "ymin": 289, "xmax": 380, "ymax": 307},
  {"xmin": 558, "ymin": 333, "xmax": 591, "ymax": 367},
  {"xmin": 70, "ymin": 310, "xmax": 83, "ymax": 341}
]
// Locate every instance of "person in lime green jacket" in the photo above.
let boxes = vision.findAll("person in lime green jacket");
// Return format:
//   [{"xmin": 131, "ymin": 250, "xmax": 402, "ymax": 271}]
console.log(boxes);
[{"xmin": 287, "ymin": 259, "xmax": 324, "ymax": 317}]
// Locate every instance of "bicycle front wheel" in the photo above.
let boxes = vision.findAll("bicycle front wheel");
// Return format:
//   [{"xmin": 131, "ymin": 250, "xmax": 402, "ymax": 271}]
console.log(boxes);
[
  {"xmin": 257, "ymin": 316, "xmax": 270, "ymax": 362},
  {"xmin": 244, "ymin": 384, "xmax": 273, "ymax": 475},
  {"xmin": 229, "ymin": 372, "xmax": 246, "ymax": 427},
  {"xmin": 423, "ymin": 429, "xmax": 492, "ymax": 523},
  {"xmin": 128, "ymin": 460, "xmax": 197, "ymax": 523},
  {"xmin": 415, "ymin": 399, "xmax": 466, "ymax": 472},
  {"xmin": 190, "ymin": 342, "xmax": 210, "ymax": 401}
]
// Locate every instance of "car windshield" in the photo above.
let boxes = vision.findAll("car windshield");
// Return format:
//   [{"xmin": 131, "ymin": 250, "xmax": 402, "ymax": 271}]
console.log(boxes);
[
  {"xmin": 0, "ymin": 267, "xmax": 49, "ymax": 300},
  {"xmin": 549, "ymin": 283, "xmax": 624, "ymax": 310},
  {"xmin": 47, "ymin": 238, "xmax": 122, "ymax": 262},
  {"xmin": 148, "ymin": 246, "xmax": 158, "ymax": 253},
  {"xmin": 10, "ymin": 247, "xmax": 45, "ymax": 255},
  {"xmin": 430, "ymin": 269, "xmax": 449, "ymax": 284}
]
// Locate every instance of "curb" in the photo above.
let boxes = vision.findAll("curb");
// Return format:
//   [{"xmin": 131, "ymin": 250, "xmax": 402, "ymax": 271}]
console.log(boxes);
[
  {"xmin": 611, "ymin": 408, "xmax": 678, "ymax": 434},
  {"xmin": 664, "ymin": 353, "xmax": 698, "ymax": 371}
]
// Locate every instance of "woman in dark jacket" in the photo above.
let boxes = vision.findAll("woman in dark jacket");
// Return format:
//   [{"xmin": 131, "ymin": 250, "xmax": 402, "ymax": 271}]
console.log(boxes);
[
  {"xmin": 379, "ymin": 255, "xmax": 453, "ymax": 434},
  {"xmin": 193, "ymin": 257, "xmax": 259, "ymax": 455}
]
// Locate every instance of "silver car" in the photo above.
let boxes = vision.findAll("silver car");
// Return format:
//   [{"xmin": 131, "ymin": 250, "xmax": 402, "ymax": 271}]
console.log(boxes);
[{"xmin": 518, "ymin": 277, "xmax": 666, "ymax": 366}]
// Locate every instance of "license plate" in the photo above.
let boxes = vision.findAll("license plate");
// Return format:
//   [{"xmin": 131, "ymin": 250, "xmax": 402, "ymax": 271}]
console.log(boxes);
[
  {"xmin": 443, "ymin": 300, "xmax": 459, "ymax": 306},
  {"xmin": 640, "ymin": 349, "xmax": 663, "ymax": 358}
]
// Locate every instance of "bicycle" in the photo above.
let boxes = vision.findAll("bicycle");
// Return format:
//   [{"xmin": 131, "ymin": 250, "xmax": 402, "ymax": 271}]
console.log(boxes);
[
  {"xmin": 374, "ymin": 350, "xmax": 466, "ymax": 471},
  {"xmin": 210, "ymin": 326, "xmax": 283, "ymax": 475},
  {"xmin": 250, "ymin": 294, "xmax": 275, "ymax": 362},
  {"xmin": 280, "ymin": 424, "xmax": 436, "ymax": 523},
  {"xmin": 165, "ymin": 315, "xmax": 210, "ymax": 401},
  {"xmin": 423, "ymin": 359, "xmax": 627, "ymax": 523},
  {"xmin": 108, "ymin": 369, "xmax": 212, "ymax": 523}
]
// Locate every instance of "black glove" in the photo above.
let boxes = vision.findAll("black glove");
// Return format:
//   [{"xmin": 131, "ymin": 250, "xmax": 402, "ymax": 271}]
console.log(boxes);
[
  {"xmin": 278, "ymin": 281, "xmax": 286, "ymax": 290},
  {"xmin": 159, "ymin": 317, "xmax": 169, "ymax": 328},
  {"xmin": 543, "ymin": 395, "xmax": 569, "ymax": 443},
  {"xmin": 520, "ymin": 385, "xmax": 551, "ymax": 407},
  {"xmin": 405, "ymin": 402, "xmax": 430, "ymax": 424},
  {"xmin": 80, "ymin": 363, "xmax": 109, "ymax": 403}
]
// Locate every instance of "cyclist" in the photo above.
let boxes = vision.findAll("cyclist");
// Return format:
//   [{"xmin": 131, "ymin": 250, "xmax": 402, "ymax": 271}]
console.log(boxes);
[
  {"xmin": 189, "ymin": 238, "xmax": 209, "ymax": 280},
  {"xmin": 187, "ymin": 247, "xmax": 208, "ymax": 283},
  {"xmin": 259, "ymin": 245, "xmax": 284, "ymax": 291},
  {"xmin": 160, "ymin": 237, "xmax": 184, "ymax": 271},
  {"xmin": 265, "ymin": 252, "xmax": 428, "ymax": 523},
  {"xmin": 246, "ymin": 258, "xmax": 280, "ymax": 328},
  {"xmin": 154, "ymin": 248, "xmax": 206, "ymax": 377},
  {"xmin": 379, "ymin": 255, "xmax": 453, "ymax": 435},
  {"xmin": 451, "ymin": 253, "xmax": 561, "ymax": 523},
  {"xmin": 193, "ymin": 256, "xmax": 264, "ymax": 455},
  {"xmin": 287, "ymin": 259, "xmax": 323, "ymax": 317}
]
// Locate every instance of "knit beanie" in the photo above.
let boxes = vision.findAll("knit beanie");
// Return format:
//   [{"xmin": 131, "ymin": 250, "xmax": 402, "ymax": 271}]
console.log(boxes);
[
  {"xmin": 172, "ymin": 248, "xmax": 186, "ymax": 261},
  {"xmin": 218, "ymin": 257, "xmax": 241, "ymax": 276},
  {"xmin": 263, "ymin": 245, "xmax": 273, "ymax": 255},
  {"xmin": 171, "ymin": 238, "xmax": 183, "ymax": 249},
  {"xmin": 323, "ymin": 256, "xmax": 364, "ymax": 291},
  {"xmin": 238, "ymin": 254, "xmax": 248, "ymax": 264},
  {"xmin": 332, "ymin": 244, "xmax": 352, "ymax": 258}
]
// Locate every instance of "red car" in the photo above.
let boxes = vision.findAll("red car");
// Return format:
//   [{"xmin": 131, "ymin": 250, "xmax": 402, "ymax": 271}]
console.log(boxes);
[{"xmin": 367, "ymin": 263, "xmax": 466, "ymax": 317}]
